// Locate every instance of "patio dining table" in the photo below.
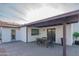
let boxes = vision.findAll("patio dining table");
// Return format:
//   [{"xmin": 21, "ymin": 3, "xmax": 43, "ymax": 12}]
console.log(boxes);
[{"xmin": 36, "ymin": 37, "xmax": 47, "ymax": 46}]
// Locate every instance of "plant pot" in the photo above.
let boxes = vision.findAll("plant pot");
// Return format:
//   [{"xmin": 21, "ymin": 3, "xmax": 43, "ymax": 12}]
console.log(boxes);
[{"xmin": 75, "ymin": 41, "xmax": 79, "ymax": 45}]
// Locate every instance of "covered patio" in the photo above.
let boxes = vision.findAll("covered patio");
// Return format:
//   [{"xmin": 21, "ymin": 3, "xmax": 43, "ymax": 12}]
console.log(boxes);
[
  {"xmin": 26, "ymin": 10, "xmax": 79, "ymax": 56},
  {"xmin": 0, "ymin": 41, "xmax": 79, "ymax": 56}
]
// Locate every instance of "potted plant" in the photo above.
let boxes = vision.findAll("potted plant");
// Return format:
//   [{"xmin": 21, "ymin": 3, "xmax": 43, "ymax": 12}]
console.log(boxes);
[{"xmin": 73, "ymin": 32, "xmax": 79, "ymax": 45}]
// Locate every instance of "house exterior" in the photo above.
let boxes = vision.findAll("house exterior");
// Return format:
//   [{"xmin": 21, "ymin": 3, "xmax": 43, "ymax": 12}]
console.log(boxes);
[{"xmin": 0, "ymin": 10, "xmax": 79, "ymax": 46}]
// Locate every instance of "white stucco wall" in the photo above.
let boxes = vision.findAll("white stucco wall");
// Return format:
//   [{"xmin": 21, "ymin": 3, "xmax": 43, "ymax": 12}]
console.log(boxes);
[
  {"xmin": 73, "ymin": 22, "xmax": 79, "ymax": 32},
  {"xmin": 20, "ymin": 27, "xmax": 26, "ymax": 42},
  {"xmin": 16, "ymin": 28, "xmax": 21, "ymax": 41},
  {"xmin": 39, "ymin": 28, "xmax": 47, "ymax": 38},
  {"xmin": 66, "ymin": 24, "xmax": 73, "ymax": 45},
  {"xmin": 55, "ymin": 26, "xmax": 63, "ymax": 44},
  {"xmin": 1, "ymin": 27, "xmax": 21, "ymax": 43},
  {"xmin": 0, "ymin": 26, "xmax": 27, "ymax": 43},
  {"xmin": 28, "ymin": 27, "xmax": 40, "ymax": 42},
  {"xmin": 27, "ymin": 24, "xmax": 73, "ymax": 45},
  {"xmin": 2, "ymin": 28, "xmax": 11, "ymax": 42}
]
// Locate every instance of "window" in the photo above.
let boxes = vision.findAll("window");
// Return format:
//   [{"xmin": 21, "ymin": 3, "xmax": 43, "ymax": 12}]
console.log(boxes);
[
  {"xmin": 11, "ymin": 29, "xmax": 16, "ymax": 39},
  {"xmin": 31, "ymin": 29, "xmax": 39, "ymax": 35}
]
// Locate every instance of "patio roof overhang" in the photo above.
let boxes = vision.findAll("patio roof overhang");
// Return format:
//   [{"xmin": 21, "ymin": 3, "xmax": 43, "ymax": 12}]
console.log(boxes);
[
  {"xmin": 26, "ymin": 10, "xmax": 79, "ymax": 27},
  {"xmin": 26, "ymin": 10, "xmax": 79, "ymax": 56}
]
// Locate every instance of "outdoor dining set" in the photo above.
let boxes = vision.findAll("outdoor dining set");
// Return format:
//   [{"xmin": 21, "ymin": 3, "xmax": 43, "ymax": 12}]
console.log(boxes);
[
  {"xmin": 36, "ymin": 37, "xmax": 63, "ymax": 48},
  {"xmin": 36, "ymin": 37, "xmax": 55, "ymax": 48}
]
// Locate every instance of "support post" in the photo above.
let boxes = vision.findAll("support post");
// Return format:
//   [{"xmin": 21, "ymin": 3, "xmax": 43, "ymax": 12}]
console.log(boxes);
[
  {"xmin": 63, "ymin": 23, "xmax": 67, "ymax": 56},
  {"xmin": 26, "ymin": 26, "xmax": 28, "ymax": 43}
]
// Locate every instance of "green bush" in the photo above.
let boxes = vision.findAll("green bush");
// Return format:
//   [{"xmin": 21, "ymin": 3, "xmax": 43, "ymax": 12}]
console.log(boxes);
[{"xmin": 73, "ymin": 32, "xmax": 79, "ymax": 39}]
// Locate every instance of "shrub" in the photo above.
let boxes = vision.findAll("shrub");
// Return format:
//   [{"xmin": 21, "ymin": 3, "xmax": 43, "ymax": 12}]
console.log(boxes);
[{"xmin": 73, "ymin": 32, "xmax": 79, "ymax": 39}]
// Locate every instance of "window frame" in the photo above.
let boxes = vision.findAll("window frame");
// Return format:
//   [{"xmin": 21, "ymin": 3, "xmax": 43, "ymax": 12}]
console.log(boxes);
[{"xmin": 31, "ymin": 29, "xmax": 39, "ymax": 35}]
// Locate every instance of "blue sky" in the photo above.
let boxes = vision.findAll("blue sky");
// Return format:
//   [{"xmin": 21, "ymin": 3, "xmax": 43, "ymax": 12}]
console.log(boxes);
[{"xmin": 0, "ymin": 3, "xmax": 79, "ymax": 24}]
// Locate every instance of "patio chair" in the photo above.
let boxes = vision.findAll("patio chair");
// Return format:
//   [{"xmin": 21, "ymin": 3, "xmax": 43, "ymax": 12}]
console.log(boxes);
[
  {"xmin": 61, "ymin": 38, "xmax": 63, "ymax": 46},
  {"xmin": 36, "ymin": 38, "xmax": 42, "ymax": 45},
  {"xmin": 45, "ymin": 39, "xmax": 55, "ymax": 48}
]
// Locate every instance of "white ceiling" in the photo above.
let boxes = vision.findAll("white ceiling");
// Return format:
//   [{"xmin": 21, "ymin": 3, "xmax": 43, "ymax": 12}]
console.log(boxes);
[{"xmin": 0, "ymin": 3, "xmax": 79, "ymax": 24}]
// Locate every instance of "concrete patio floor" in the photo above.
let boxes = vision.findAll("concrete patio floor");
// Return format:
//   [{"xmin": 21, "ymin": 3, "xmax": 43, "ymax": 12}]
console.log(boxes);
[{"xmin": 0, "ymin": 41, "xmax": 79, "ymax": 56}]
